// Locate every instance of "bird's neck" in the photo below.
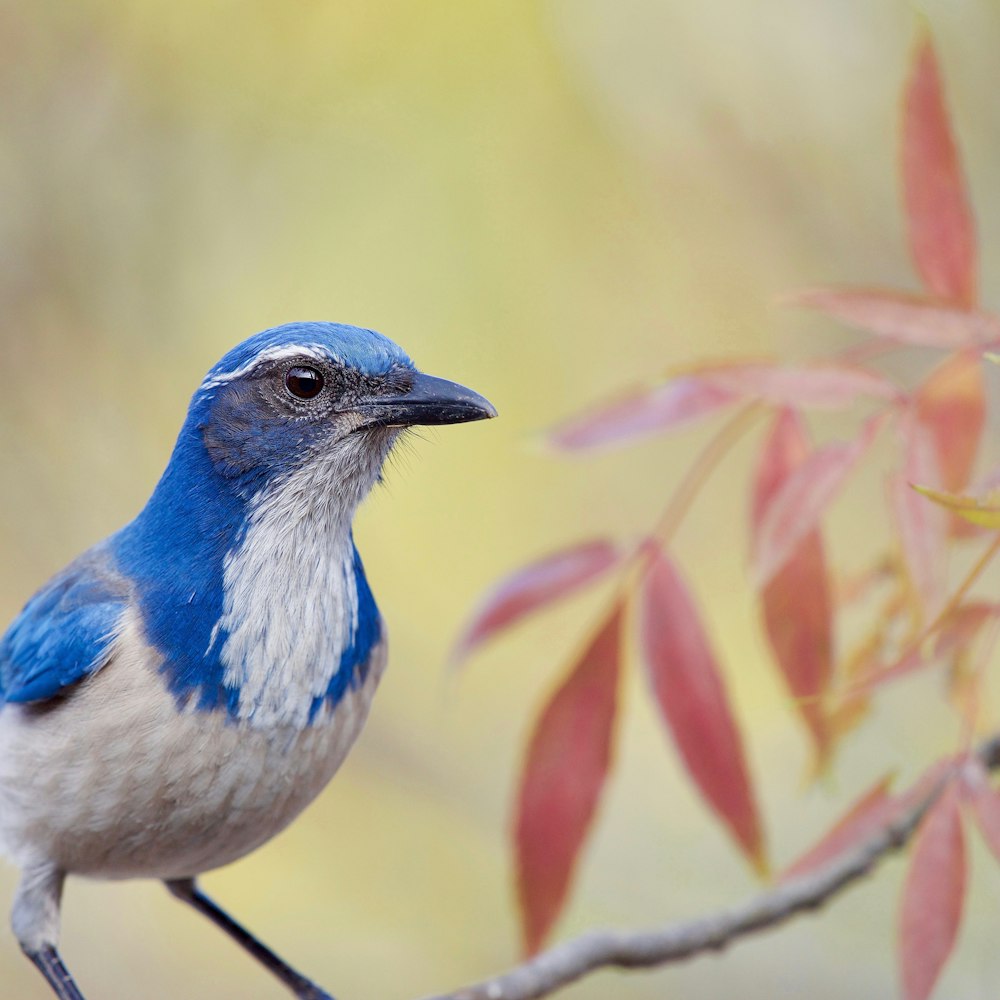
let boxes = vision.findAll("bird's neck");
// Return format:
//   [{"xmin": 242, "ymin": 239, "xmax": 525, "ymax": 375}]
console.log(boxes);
[
  {"xmin": 210, "ymin": 454, "xmax": 381, "ymax": 729},
  {"xmin": 115, "ymin": 430, "xmax": 381, "ymax": 727}
]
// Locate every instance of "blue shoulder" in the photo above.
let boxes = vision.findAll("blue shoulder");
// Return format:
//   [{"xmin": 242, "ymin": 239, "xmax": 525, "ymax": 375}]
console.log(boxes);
[{"xmin": 0, "ymin": 543, "xmax": 130, "ymax": 704}]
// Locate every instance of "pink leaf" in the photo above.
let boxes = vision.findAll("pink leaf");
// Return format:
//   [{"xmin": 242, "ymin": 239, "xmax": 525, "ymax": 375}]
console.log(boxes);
[
  {"xmin": 753, "ymin": 413, "xmax": 888, "ymax": 587},
  {"xmin": 780, "ymin": 775, "xmax": 896, "ymax": 881},
  {"xmin": 751, "ymin": 410, "xmax": 833, "ymax": 763},
  {"xmin": 547, "ymin": 378, "xmax": 735, "ymax": 452},
  {"xmin": 453, "ymin": 540, "xmax": 621, "ymax": 663},
  {"xmin": 916, "ymin": 350, "xmax": 986, "ymax": 537},
  {"xmin": 898, "ymin": 783, "xmax": 966, "ymax": 1000},
  {"xmin": 903, "ymin": 32, "xmax": 977, "ymax": 306},
  {"xmin": 751, "ymin": 408, "xmax": 810, "ymax": 532},
  {"xmin": 916, "ymin": 351, "xmax": 986, "ymax": 492},
  {"xmin": 788, "ymin": 288, "xmax": 1000, "ymax": 348},
  {"xmin": 891, "ymin": 412, "xmax": 948, "ymax": 616},
  {"xmin": 699, "ymin": 360, "xmax": 901, "ymax": 409},
  {"xmin": 515, "ymin": 606, "xmax": 622, "ymax": 954},
  {"xmin": 640, "ymin": 547, "xmax": 766, "ymax": 871}
]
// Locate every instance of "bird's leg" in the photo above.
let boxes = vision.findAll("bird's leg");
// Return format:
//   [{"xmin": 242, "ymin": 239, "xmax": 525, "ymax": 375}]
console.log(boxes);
[
  {"xmin": 24, "ymin": 947, "xmax": 86, "ymax": 1000},
  {"xmin": 12, "ymin": 863, "xmax": 86, "ymax": 1000},
  {"xmin": 165, "ymin": 878, "xmax": 334, "ymax": 1000}
]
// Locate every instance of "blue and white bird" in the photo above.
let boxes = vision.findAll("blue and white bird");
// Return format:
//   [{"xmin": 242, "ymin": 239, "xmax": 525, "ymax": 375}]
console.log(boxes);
[{"xmin": 0, "ymin": 321, "xmax": 496, "ymax": 1000}]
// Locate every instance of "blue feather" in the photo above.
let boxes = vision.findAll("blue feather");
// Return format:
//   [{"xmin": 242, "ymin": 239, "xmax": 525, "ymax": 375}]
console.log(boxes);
[
  {"xmin": 204, "ymin": 322, "xmax": 412, "ymax": 386},
  {"xmin": 112, "ymin": 418, "xmax": 250, "ymax": 714},
  {"xmin": 2, "ymin": 323, "xmax": 402, "ymax": 718},
  {"xmin": 0, "ymin": 545, "xmax": 128, "ymax": 704}
]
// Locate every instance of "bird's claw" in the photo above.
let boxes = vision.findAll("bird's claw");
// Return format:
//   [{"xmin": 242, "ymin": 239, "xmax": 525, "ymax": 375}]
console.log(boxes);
[{"xmin": 295, "ymin": 986, "xmax": 335, "ymax": 1000}]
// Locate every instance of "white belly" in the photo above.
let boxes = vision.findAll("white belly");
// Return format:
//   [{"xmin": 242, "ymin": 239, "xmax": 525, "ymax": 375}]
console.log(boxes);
[{"xmin": 0, "ymin": 614, "xmax": 386, "ymax": 880}]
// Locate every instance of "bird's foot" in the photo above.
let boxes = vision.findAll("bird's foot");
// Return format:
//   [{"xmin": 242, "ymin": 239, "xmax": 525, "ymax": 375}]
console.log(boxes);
[
  {"xmin": 24, "ymin": 946, "xmax": 87, "ymax": 1000},
  {"xmin": 294, "ymin": 984, "xmax": 335, "ymax": 1000}
]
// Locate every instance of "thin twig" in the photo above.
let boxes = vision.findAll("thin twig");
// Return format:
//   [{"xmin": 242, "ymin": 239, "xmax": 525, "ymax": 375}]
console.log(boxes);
[{"xmin": 420, "ymin": 733, "xmax": 1000, "ymax": 1000}]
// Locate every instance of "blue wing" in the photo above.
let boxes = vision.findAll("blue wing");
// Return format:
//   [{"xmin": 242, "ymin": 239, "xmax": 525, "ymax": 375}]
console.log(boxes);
[{"xmin": 0, "ymin": 544, "xmax": 130, "ymax": 705}]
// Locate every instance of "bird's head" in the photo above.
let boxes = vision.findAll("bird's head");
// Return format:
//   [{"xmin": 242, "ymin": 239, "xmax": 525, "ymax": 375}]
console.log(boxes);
[
  {"xmin": 182, "ymin": 321, "xmax": 496, "ymax": 507},
  {"xmin": 113, "ymin": 322, "xmax": 494, "ymax": 719}
]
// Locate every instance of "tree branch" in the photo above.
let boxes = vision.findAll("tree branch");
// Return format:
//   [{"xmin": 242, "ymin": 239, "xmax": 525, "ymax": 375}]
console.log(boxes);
[{"xmin": 422, "ymin": 733, "xmax": 1000, "ymax": 1000}]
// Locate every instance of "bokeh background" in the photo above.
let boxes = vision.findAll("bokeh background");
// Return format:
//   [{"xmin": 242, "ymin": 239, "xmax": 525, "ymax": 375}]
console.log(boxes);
[{"xmin": 2, "ymin": 1, "xmax": 1000, "ymax": 997}]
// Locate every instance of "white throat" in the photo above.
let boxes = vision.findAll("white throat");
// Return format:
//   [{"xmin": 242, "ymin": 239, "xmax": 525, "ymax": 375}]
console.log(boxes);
[{"xmin": 214, "ymin": 446, "xmax": 373, "ymax": 729}]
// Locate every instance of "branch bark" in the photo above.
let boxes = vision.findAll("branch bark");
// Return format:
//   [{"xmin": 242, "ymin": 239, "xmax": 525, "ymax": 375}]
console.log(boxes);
[{"xmin": 421, "ymin": 733, "xmax": 1000, "ymax": 1000}]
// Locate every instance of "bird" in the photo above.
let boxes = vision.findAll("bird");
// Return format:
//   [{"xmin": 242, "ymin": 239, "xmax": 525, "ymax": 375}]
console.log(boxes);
[{"xmin": 0, "ymin": 321, "xmax": 496, "ymax": 1000}]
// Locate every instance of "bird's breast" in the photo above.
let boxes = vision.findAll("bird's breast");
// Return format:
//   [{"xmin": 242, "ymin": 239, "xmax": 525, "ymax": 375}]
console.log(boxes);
[{"xmin": 0, "ymin": 609, "xmax": 388, "ymax": 879}]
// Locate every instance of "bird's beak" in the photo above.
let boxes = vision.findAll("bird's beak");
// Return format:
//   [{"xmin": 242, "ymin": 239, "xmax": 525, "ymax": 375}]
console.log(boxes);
[{"xmin": 357, "ymin": 372, "xmax": 497, "ymax": 428}]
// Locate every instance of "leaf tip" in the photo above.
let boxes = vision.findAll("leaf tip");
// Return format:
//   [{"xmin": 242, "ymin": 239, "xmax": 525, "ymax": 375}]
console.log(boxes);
[{"xmin": 749, "ymin": 844, "xmax": 771, "ymax": 880}]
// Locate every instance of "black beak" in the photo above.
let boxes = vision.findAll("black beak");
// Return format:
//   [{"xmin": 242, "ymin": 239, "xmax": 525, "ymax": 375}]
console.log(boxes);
[{"xmin": 358, "ymin": 372, "xmax": 497, "ymax": 427}]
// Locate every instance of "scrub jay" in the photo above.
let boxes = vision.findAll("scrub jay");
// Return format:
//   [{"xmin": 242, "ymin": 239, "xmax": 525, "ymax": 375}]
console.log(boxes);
[{"xmin": 0, "ymin": 322, "xmax": 496, "ymax": 999}]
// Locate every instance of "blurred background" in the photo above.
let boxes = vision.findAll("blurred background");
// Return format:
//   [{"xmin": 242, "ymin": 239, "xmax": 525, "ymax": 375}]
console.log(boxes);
[{"xmin": 2, "ymin": 1, "xmax": 1000, "ymax": 997}]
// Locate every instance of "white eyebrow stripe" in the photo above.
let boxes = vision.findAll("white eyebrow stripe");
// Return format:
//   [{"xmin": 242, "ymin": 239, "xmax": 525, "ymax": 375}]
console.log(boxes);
[{"xmin": 200, "ymin": 344, "xmax": 336, "ymax": 391}]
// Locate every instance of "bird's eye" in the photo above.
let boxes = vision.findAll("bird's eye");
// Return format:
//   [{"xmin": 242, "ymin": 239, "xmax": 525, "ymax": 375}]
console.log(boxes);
[{"xmin": 284, "ymin": 366, "xmax": 325, "ymax": 400}]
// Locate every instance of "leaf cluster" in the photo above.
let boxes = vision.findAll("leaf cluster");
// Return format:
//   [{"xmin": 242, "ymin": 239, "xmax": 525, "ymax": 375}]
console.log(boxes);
[{"xmin": 455, "ymin": 30, "xmax": 1000, "ymax": 1000}]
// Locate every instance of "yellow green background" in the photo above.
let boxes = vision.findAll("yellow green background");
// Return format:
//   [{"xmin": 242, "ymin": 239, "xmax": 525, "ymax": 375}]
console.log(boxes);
[{"xmin": 1, "ymin": 1, "xmax": 999, "ymax": 997}]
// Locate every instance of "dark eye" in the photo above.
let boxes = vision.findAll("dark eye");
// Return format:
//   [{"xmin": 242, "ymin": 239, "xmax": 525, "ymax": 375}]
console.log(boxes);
[{"xmin": 284, "ymin": 366, "xmax": 325, "ymax": 400}]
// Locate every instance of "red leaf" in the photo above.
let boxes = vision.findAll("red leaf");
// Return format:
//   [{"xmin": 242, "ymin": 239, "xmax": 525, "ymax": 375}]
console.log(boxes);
[
  {"xmin": 759, "ymin": 535, "xmax": 833, "ymax": 744},
  {"xmin": 898, "ymin": 784, "xmax": 966, "ymax": 1000},
  {"xmin": 753, "ymin": 413, "xmax": 887, "ymax": 587},
  {"xmin": 697, "ymin": 360, "xmax": 901, "ymax": 409},
  {"xmin": 916, "ymin": 350, "xmax": 986, "ymax": 538},
  {"xmin": 903, "ymin": 33, "xmax": 977, "ymax": 306},
  {"xmin": 547, "ymin": 378, "xmax": 734, "ymax": 451},
  {"xmin": 752, "ymin": 410, "xmax": 833, "ymax": 763},
  {"xmin": 891, "ymin": 413, "xmax": 947, "ymax": 616},
  {"xmin": 453, "ymin": 540, "xmax": 621, "ymax": 663},
  {"xmin": 962, "ymin": 758, "xmax": 1000, "ymax": 865},
  {"xmin": 780, "ymin": 775, "xmax": 896, "ymax": 881},
  {"xmin": 751, "ymin": 408, "xmax": 810, "ymax": 531},
  {"xmin": 788, "ymin": 288, "xmax": 1000, "ymax": 348},
  {"xmin": 640, "ymin": 547, "xmax": 766, "ymax": 871},
  {"xmin": 514, "ymin": 606, "xmax": 622, "ymax": 954}
]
